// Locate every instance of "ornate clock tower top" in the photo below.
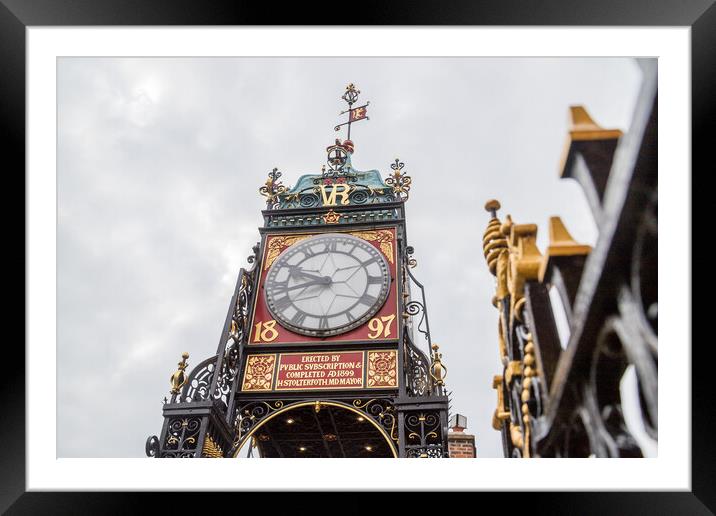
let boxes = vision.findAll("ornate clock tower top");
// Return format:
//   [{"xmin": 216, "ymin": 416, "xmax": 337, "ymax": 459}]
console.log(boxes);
[
  {"xmin": 260, "ymin": 83, "xmax": 410, "ymax": 213},
  {"xmin": 147, "ymin": 84, "xmax": 451, "ymax": 459}
]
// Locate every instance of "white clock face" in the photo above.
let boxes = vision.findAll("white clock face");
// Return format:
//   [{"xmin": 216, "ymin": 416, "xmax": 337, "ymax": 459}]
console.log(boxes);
[{"xmin": 264, "ymin": 233, "xmax": 391, "ymax": 337}]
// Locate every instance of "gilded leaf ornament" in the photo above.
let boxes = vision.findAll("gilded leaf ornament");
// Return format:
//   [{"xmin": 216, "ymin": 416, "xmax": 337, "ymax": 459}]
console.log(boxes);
[{"xmin": 264, "ymin": 230, "xmax": 394, "ymax": 270}]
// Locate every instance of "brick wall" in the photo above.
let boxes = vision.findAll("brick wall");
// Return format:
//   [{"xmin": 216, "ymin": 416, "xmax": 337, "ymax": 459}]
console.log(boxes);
[{"xmin": 447, "ymin": 430, "xmax": 476, "ymax": 458}]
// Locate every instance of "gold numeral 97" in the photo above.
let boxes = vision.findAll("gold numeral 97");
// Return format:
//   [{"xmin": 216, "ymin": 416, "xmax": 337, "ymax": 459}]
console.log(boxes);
[{"xmin": 367, "ymin": 314, "xmax": 396, "ymax": 339}]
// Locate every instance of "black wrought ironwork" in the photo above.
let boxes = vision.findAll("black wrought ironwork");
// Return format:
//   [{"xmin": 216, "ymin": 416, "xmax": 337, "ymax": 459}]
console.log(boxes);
[
  {"xmin": 162, "ymin": 416, "xmax": 202, "ymax": 457},
  {"xmin": 233, "ymin": 400, "xmax": 286, "ymax": 446},
  {"xmin": 145, "ymin": 435, "xmax": 159, "ymax": 457},
  {"xmin": 404, "ymin": 334, "xmax": 431, "ymax": 397},
  {"xmin": 401, "ymin": 248, "xmax": 445, "ymax": 398},
  {"xmin": 182, "ymin": 356, "xmax": 216, "ymax": 402},
  {"xmin": 351, "ymin": 398, "xmax": 399, "ymax": 443},
  {"xmin": 404, "ymin": 411, "xmax": 447, "ymax": 458}
]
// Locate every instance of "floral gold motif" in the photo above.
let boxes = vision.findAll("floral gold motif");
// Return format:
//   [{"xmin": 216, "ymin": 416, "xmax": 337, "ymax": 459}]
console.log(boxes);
[
  {"xmin": 367, "ymin": 350, "xmax": 397, "ymax": 388},
  {"xmin": 263, "ymin": 235, "xmax": 312, "ymax": 270},
  {"xmin": 241, "ymin": 354, "xmax": 276, "ymax": 391},
  {"xmin": 350, "ymin": 230, "xmax": 395, "ymax": 264},
  {"xmin": 263, "ymin": 230, "xmax": 394, "ymax": 270}
]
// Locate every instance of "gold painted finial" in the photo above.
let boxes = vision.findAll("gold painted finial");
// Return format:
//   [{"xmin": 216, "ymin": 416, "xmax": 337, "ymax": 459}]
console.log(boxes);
[
  {"xmin": 484, "ymin": 199, "xmax": 501, "ymax": 218},
  {"xmin": 482, "ymin": 203, "xmax": 508, "ymax": 277},
  {"xmin": 169, "ymin": 352, "xmax": 190, "ymax": 395},
  {"xmin": 430, "ymin": 343, "xmax": 447, "ymax": 387}
]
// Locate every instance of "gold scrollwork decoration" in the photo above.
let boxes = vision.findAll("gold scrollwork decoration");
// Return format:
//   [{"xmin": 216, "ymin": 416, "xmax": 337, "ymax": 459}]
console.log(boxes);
[
  {"xmin": 259, "ymin": 168, "xmax": 288, "ymax": 208},
  {"xmin": 385, "ymin": 158, "xmax": 412, "ymax": 201}
]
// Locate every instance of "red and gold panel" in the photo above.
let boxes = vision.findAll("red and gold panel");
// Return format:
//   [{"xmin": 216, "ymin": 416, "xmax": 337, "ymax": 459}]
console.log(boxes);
[
  {"xmin": 275, "ymin": 351, "xmax": 364, "ymax": 391},
  {"xmin": 241, "ymin": 354, "xmax": 276, "ymax": 392},
  {"xmin": 366, "ymin": 349, "xmax": 398, "ymax": 389},
  {"xmin": 249, "ymin": 227, "xmax": 399, "ymax": 345},
  {"xmin": 240, "ymin": 350, "xmax": 398, "ymax": 392}
]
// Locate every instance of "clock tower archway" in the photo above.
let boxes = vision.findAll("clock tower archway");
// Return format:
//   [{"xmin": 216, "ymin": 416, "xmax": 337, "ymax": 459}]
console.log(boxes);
[{"xmin": 233, "ymin": 400, "xmax": 398, "ymax": 458}]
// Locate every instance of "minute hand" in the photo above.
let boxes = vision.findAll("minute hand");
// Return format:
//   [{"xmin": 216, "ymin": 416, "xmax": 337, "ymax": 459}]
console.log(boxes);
[{"xmin": 282, "ymin": 279, "xmax": 331, "ymax": 292}]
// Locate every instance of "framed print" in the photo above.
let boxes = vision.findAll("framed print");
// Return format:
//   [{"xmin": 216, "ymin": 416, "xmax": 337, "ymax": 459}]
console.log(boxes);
[{"xmin": 3, "ymin": 0, "xmax": 709, "ymax": 512}]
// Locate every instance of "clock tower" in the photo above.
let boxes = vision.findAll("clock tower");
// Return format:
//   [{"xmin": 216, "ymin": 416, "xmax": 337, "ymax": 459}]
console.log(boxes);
[{"xmin": 146, "ymin": 84, "xmax": 450, "ymax": 458}]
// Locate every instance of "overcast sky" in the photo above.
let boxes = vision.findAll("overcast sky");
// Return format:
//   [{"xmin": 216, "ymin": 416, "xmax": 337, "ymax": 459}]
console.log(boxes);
[{"xmin": 57, "ymin": 57, "xmax": 642, "ymax": 458}]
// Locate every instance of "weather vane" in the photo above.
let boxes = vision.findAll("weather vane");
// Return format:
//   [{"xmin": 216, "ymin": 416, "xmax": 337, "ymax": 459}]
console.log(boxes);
[{"xmin": 334, "ymin": 83, "xmax": 369, "ymax": 140}]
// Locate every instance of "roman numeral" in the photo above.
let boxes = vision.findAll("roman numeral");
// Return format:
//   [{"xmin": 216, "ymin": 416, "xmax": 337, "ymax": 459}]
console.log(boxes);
[
  {"xmin": 367, "ymin": 275, "xmax": 383, "ymax": 284},
  {"xmin": 319, "ymin": 316, "xmax": 330, "ymax": 329},
  {"xmin": 269, "ymin": 280, "xmax": 289, "ymax": 293},
  {"xmin": 325, "ymin": 240, "xmax": 338, "ymax": 252},
  {"xmin": 359, "ymin": 294, "xmax": 378, "ymax": 306},
  {"xmin": 303, "ymin": 246, "xmax": 316, "ymax": 258},
  {"xmin": 362, "ymin": 256, "xmax": 380, "ymax": 266},
  {"xmin": 291, "ymin": 311, "xmax": 307, "ymax": 326},
  {"xmin": 272, "ymin": 295, "xmax": 292, "ymax": 311},
  {"xmin": 346, "ymin": 311, "xmax": 356, "ymax": 323}
]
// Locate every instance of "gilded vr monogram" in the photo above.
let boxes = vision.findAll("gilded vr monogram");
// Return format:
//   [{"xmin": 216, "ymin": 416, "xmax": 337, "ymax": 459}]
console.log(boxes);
[{"xmin": 319, "ymin": 184, "xmax": 352, "ymax": 206}]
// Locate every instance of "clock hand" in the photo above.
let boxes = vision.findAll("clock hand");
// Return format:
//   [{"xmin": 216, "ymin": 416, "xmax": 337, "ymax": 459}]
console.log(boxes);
[
  {"xmin": 286, "ymin": 265, "xmax": 321, "ymax": 273},
  {"xmin": 281, "ymin": 278, "xmax": 332, "ymax": 292},
  {"xmin": 333, "ymin": 264, "xmax": 360, "ymax": 272},
  {"xmin": 287, "ymin": 266, "xmax": 330, "ymax": 282}
]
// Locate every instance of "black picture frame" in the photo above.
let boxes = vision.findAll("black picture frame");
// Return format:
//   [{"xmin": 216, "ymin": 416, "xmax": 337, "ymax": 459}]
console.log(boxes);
[{"xmin": 2, "ymin": 0, "xmax": 708, "ymax": 512}]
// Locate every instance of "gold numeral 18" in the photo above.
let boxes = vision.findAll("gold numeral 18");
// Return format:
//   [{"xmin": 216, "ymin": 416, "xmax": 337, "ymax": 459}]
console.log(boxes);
[
  {"xmin": 367, "ymin": 314, "xmax": 396, "ymax": 339},
  {"xmin": 254, "ymin": 320, "xmax": 279, "ymax": 342}
]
